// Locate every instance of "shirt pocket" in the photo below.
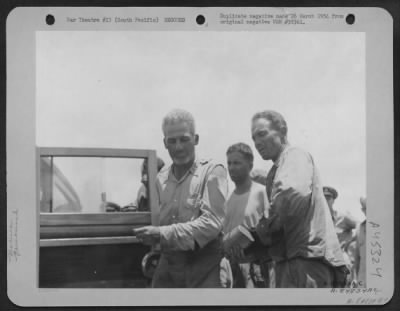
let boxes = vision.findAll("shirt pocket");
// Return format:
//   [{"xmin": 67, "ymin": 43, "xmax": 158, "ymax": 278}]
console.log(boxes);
[{"xmin": 180, "ymin": 196, "xmax": 201, "ymax": 222}]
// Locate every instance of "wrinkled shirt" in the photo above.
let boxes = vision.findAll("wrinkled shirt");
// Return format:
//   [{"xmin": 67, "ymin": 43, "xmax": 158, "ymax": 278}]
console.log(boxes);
[
  {"xmin": 267, "ymin": 145, "xmax": 346, "ymax": 267},
  {"xmin": 334, "ymin": 212, "xmax": 357, "ymax": 250},
  {"xmin": 156, "ymin": 159, "xmax": 228, "ymax": 251},
  {"xmin": 223, "ymin": 182, "xmax": 270, "ymax": 263},
  {"xmin": 224, "ymin": 182, "xmax": 269, "ymax": 238}
]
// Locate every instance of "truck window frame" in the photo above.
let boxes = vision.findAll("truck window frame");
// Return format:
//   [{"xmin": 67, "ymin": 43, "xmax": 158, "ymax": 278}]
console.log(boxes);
[{"xmin": 37, "ymin": 147, "xmax": 159, "ymax": 247}]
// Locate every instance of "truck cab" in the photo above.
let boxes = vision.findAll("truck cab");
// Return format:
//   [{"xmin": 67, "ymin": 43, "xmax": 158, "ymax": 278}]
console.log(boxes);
[{"xmin": 38, "ymin": 147, "xmax": 160, "ymax": 288}]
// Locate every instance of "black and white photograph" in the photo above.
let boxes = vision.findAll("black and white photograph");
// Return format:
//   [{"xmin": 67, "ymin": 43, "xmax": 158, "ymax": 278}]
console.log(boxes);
[{"xmin": 6, "ymin": 7, "xmax": 394, "ymax": 306}]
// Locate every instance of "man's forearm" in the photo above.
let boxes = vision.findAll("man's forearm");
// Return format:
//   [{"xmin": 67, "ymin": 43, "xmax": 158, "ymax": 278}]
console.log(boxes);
[{"xmin": 159, "ymin": 214, "xmax": 222, "ymax": 251}]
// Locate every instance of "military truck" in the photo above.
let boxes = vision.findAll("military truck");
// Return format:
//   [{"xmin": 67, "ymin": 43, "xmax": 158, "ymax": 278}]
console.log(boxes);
[{"xmin": 38, "ymin": 147, "xmax": 160, "ymax": 288}]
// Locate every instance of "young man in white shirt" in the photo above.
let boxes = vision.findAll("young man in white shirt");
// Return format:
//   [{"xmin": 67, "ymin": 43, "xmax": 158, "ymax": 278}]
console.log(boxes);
[{"xmin": 222, "ymin": 143, "xmax": 271, "ymax": 288}]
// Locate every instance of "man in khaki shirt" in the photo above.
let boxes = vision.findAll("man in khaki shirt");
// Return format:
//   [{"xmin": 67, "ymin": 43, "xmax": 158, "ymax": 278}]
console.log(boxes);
[
  {"xmin": 324, "ymin": 186, "xmax": 357, "ymax": 286},
  {"xmin": 134, "ymin": 109, "xmax": 228, "ymax": 287}
]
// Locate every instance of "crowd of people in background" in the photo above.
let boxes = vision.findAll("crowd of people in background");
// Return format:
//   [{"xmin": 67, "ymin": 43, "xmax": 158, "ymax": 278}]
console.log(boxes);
[{"xmin": 134, "ymin": 108, "xmax": 366, "ymax": 289}]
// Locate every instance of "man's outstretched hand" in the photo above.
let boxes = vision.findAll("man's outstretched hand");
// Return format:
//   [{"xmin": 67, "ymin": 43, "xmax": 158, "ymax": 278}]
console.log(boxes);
[{"xmin": 133, "ymin": 226, "xmax": 161, "ymax": 246}]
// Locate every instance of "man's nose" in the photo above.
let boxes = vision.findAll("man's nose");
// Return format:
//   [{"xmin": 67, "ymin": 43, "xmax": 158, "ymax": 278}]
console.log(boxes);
[
  {"xmin": 174, "ymin": 140, "xmax": 184, "ymax": 149},
  {"xmin": 252, "ymin": 135, "xmax": 259, "ymax": 144}
]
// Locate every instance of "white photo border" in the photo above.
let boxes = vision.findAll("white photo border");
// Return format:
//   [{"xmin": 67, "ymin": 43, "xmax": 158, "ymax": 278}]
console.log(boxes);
[{"xmin": 6, "ymin": 7, "xmax": 394, "ymax": 306}]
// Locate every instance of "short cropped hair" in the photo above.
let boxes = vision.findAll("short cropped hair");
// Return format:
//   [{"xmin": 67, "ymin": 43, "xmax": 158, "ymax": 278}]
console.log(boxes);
[
  {"xmin": 162, "ymin": 109, "xmax": 196, "ymax": 135},
  {"xmin": 252, "ymin": 110, "xmax": 288, "ymax": 140},
  {"xmin": 226, "ymin": 142, "xmax": 254, "ymax": 164}
]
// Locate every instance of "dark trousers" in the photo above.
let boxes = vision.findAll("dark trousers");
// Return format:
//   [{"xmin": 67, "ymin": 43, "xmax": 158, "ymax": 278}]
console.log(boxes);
[
  {"xmin": 275, "ymin": 257, "xmax": 334, "ymax": 288},
  {"xmin": 152, "ymin": 251, "xmax": 222, "ymax": 288}
]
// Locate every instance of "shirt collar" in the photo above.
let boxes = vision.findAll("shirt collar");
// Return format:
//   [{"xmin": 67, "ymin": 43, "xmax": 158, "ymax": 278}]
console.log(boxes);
[
  {"xmin": 188, "ymin": 158, "xmax": 199, "ymax": 175},
  {"xmin": 273, "ymin": 143, "xmax": 290, "ymax": 167},
  {"xmin": 166, "ymin": 157, "xmax": 199, "ymax": 184}
]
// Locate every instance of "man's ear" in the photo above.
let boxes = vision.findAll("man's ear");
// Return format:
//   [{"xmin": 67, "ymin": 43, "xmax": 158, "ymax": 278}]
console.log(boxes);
[
  {"xmin": 279, "ymin": 134, "xmax": 287, "ymax": 144},
  {"xmin": 163, "ymin": 138, "xmax": 168, "ymax": 149},
  {"xmin": 194, "ymin": 134, "xmax": 199, "ymax": 146}
]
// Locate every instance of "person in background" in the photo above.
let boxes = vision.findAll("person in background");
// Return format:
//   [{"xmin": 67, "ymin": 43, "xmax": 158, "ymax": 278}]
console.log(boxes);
[
  {"xmin": 354, "ymin": 197, "xmax": 366, "ymax": 287},
  {"xmin": 323, "ymin": 186, "xmax": 339, "ymax": 221},
  {"xmin": 134, "ymin": 109, "xmax": 228, "ymax": 288},
  {"xmin": 222, "ymin": 143, "xmax": 271, "ymax": 288},
  {"xmin": 323, "ymin": 186, "xmax": 357, "ymax": 286},
  {"xmin": 251, "ymin": 110, "xmax": 347, "ymax": 288},
  {"xmin": 136, "ymin": 157, "xmax": 165, "ymax": 211}
]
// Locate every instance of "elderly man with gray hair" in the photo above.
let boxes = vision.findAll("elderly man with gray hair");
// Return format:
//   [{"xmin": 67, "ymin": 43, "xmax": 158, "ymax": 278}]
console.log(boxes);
[{"xmin": 134, "ymin": 108, "xmax": 228, "ymax": 288}]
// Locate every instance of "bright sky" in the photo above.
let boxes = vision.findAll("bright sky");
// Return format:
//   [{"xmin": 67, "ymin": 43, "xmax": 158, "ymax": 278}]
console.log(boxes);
[
  {"xmin": 52, "ymin": 157, "xmax": 143, "ymax": 211},
  {"xmin": 36, "ymin": 31, "xmax": 366, "ymax": 220}
]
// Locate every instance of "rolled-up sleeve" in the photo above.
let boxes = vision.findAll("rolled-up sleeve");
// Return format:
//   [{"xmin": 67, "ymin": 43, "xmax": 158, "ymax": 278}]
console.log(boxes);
[{"xmin": 159, "ymin": 165, "xmax": 228, "ymax": 251}]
